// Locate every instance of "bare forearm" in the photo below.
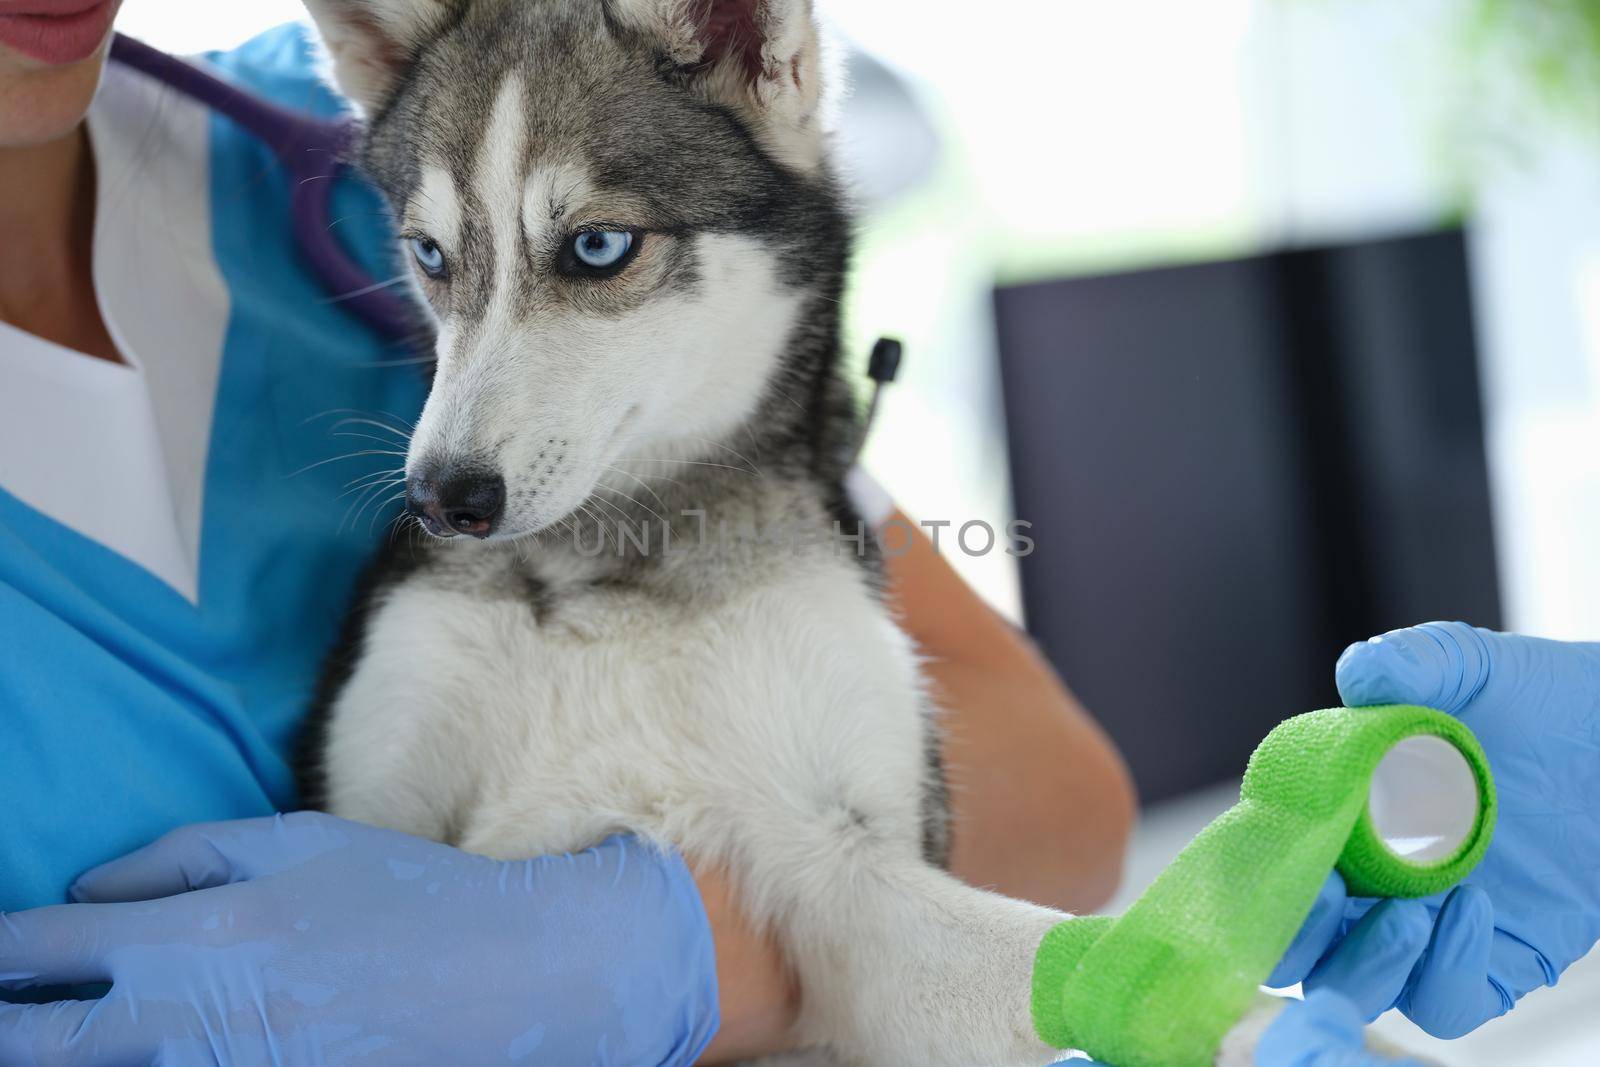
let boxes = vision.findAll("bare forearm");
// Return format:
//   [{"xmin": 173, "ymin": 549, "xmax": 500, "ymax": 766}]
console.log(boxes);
[
  {"xmin": 934, "ymin": 641, "xmax": 1135, "ymax": 912},
  {"xmin": 695, "ymin": 864, "xmax": 799, "ymax": 1063},
  {"xmin": 882, "ymin": 513, "xmax": 1137, "ymax": 913}
]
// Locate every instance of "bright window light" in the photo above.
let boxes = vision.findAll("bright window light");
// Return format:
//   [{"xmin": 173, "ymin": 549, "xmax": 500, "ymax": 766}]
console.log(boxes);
[{"xmin": 115, "ymin": 1, "xmax": 307, "ymax": 55}]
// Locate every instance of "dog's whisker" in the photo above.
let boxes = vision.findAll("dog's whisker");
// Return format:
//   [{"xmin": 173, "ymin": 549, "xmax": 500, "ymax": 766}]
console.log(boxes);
[
  {"xmin": 366, "ymin": 491, "xmax": 408, "ymax": 534},
  {"xmin": 343, "ymin": 465, "xmax": 405, "ymax": 489},
  {"xmin": 355, "ymin": 352, "xmax": 440, "ymax": 368},
  {"xmin": 576, "ymin": 501, "xmax": 620, "ymax": 554},
  {"xmin": 595, "ymin": 478, "xmax": 669, "ymax": 527},
  {"xmin": 302, "ymin": 407, "xmax": 379, "ymax": 427},
  {"xmin": 339, "ymin": 477, "xmax": 393, "ymax": 533},
  {"xmin": 587, "ymin": 492, "xmax": 630, "ymax": 530},
  {"xmin": 609, "ymin": 461, "xmax": 686, "ymax": 490},
  {"xmin": 766, "ymin": 383, "xmax": 807, "ymax": 414},
  {"xmin": 325, "ymin": 210, "xmax": 400, "ymax": 232},
  {"xmin": 337, "ymin": 477, "xmax": 404, "ymax": 506},
  {"xmin": 385, "ymin": 509, "xmax": 419, "ymax": 550},
  {"xmin": 330, "ymin": 417, "xmax": 415, "ymax": 444},
  {"xmin": 337, "ymin": 475, "xmax": 404, "ymax": 504},
  {"xmin": 614, "ymin": 457, "xmax": 759, "ymax": 477},
  {"xmin": 680, "ymin": 435, "xmax": 766, "ymax": 476},
  {"xmin": 319, "ymin": 274, "xmax": 411, "ymax": 305},
  {"xmin": 350, "ymin": 480, "xmax": 404, "ymax": 533},
  {"xmin": 332, "ymin": 430, "xmax": 414, "ymax": 450},
  {"xmin": 287, "ymin": 448, "xmax": 410, "ymax": 480},
  {"xmin": 598, "ymin": 464, "xmax": 674, "ymax": 509},
  {"xmin": 374, "ymin": 408, "xmax": 422, "ymax": 433}
]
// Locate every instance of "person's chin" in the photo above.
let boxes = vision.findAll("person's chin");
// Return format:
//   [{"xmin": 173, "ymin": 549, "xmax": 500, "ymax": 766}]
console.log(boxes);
[{"xmin": 0, "ymin": 46, "xmax": 108, "ymax": 147}]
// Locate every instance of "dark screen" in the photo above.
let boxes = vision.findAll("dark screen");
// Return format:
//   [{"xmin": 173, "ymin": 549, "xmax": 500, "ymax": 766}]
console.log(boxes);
[{"xmin": 994, "ymin": 230, "xmax": 1501, "ymax": 802}]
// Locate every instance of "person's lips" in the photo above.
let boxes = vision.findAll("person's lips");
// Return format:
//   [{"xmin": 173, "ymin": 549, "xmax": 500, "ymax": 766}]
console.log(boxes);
[{"xmin": 0, "ymin": 0, "xmax": 117, "ymax": 66}]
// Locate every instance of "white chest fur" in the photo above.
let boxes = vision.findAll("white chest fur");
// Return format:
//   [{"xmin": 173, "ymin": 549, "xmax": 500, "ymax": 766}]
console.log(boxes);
[{"xmin": 323, "ymin": 545, "xmax": 931, "ymax": 865}]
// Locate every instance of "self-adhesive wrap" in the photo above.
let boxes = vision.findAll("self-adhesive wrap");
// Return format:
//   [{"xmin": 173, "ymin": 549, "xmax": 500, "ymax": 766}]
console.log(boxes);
[{"xmin": 1031, "ymin": 705, "xmax": 1497, "ymax": 1067}]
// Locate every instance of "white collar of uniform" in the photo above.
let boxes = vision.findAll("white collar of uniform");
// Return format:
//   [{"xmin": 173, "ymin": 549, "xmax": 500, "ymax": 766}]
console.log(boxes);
[{"xmin": 0, "ymin": 54, "xmax": 229, "ymax": 603}]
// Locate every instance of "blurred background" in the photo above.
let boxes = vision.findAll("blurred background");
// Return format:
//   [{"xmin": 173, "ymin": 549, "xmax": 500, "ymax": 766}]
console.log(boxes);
[{"xmin": 119, "ymin": 1, "xmax": 1600, "ymax": 1061}]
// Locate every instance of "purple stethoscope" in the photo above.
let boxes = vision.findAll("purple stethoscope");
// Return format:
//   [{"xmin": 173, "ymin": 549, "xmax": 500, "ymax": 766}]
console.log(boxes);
[{"xmin": 108, "ymin": 33, "xmax": 415, "ymax": 341}]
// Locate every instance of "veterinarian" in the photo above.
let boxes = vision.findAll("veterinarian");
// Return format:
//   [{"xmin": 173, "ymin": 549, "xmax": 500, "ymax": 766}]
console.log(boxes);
[{"xmin": 0, "ymin": 7, "xmax": 1147, "ymax": 1065}]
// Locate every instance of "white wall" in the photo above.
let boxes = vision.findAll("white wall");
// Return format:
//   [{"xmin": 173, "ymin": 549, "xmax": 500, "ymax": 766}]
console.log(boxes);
[{"xmin": 115, "ymin": 2, "xmax": 306, "ymax": 53}]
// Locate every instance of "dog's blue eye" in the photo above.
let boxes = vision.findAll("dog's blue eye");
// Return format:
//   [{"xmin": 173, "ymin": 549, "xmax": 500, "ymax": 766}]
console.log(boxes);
[
  {"xmin": 409, "ymin": 236, "xmax": 446, "ymax": 278},
  {"xmin": 571, "ymin": 230, "xmax": 634, "ymax": 270}
]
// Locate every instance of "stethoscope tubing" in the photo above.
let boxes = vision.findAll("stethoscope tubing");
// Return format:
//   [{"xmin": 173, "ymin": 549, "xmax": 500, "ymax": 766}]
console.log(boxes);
[{"xmin": 108, "ymin": 34, "xmax": 417, "ymax": 341}]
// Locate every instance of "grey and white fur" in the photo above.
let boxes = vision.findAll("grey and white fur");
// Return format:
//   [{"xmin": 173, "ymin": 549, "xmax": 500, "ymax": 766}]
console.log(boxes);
[{"xmin": 293, "ymin": 2, "xmax": 1314, "ymax": 1064}]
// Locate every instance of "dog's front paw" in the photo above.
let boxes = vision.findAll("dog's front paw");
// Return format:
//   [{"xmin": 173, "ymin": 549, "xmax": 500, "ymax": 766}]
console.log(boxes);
[
  {"xmin": 1215, "ymin": 990, "xmax": 1444, "ymax": 1067},
  {"xmin": 1215, "ymin": 993, "xmax": 1289, "ymax": 1067}
]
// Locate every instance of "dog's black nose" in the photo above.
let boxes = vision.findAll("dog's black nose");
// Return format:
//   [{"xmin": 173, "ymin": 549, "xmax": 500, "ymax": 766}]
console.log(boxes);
[{"xmin": 406, "ymin": 468, "xmax": 505, "ymax": 539}]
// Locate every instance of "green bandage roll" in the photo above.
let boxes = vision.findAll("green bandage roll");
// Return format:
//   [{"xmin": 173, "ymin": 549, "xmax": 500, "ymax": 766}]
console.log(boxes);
[{"xmin": 1031, "ymin": 705, "xmax": 1497, "ymax": 1067}]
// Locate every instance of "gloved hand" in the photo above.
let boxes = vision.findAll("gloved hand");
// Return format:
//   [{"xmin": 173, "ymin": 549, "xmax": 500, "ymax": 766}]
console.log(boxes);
[
  {"xmin": 0, "ymin": 812, "xmax": 720, "ymax": 1066},
  {"xmin": 1251, "ymin": 989, "xmax": 1433, "ymax": 1067},
  {"xmin": 1272, "ymin": 622, "xmax": 1600, "ymax": 1038}
]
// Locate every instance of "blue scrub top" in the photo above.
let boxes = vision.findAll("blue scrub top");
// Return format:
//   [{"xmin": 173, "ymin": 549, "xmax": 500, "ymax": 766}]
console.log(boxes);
[{"xmin": 0, "ymin": 25, "xmax": 427, "ymax": 912}]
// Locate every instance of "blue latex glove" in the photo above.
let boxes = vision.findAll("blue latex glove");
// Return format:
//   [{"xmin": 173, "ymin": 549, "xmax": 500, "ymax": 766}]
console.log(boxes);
[
  {"xmin": 1252, "ymin": 989, "xmax": 1431, "ymax": 1067},
  {"xmin": 0, "ymin": 813, "xmax": 720, "ymax": 1066},
  {"xmin": 1273, "ymin": 622, "xmax": 1600, "ymax": 1038}
]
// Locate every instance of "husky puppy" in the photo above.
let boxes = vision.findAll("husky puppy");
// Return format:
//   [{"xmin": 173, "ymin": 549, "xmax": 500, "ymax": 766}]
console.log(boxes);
[{"xmin": 294, "ymin": 2, "xmax": 1280, "ymax": 1064}]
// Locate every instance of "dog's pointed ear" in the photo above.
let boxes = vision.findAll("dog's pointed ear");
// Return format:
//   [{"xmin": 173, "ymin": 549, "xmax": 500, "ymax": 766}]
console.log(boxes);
[
  {"xmin": 302, "ymin": 0, "xmax": 458, "ymax": 113},
  {"xmin": 611, "ymin": 0, "xmax": 829, "ymax": 171}
]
